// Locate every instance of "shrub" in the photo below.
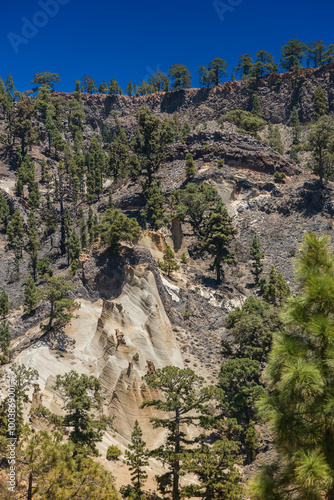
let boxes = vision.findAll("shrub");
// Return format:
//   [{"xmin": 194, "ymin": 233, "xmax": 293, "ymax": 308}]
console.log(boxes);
[
  {"xmin": 106, "ymin": 445, "xmax": 121, "ymax": 461},
  {"xmin": 184, "ymin": 307, "xmax": 190, "ymax": 319},
  {"xmin": 225, "ymin": 109, "xmax": 266, "ymax": 135},
  {"xmin": 274, "ymin": 171, "xmax": 286, "ymax": 183},
  {"xmin": 181, "ymin": 252, "xmax": 188, "ymax": 264}
]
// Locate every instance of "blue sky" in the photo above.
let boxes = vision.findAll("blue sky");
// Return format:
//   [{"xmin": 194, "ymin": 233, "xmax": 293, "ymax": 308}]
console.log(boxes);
[{"xmin": 1, "ymin": 0, "xmax": 333, "ymax": 92}]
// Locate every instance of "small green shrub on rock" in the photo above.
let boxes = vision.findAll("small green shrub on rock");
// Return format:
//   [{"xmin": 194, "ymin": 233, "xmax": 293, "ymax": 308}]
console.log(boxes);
[{"xmin": 106, "ymin": 445, "xmax": 121, "ymax": 461}]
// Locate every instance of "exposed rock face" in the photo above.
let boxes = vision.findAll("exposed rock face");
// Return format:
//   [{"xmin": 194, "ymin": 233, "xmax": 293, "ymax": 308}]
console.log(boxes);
[
  {"xmin": 17, "ymin": 262, "xmax": 182, "ymax": 446},
  {"xmin": 146, "ymin": 360, "xmax": 156, "ymax": 376},
  {"xmin": 168, "ymin": 130, "xmax": 301, "ymax": 176},
  {"xmin": 52, "ymin": 62, "xmax": 334, "ymax": 134}
]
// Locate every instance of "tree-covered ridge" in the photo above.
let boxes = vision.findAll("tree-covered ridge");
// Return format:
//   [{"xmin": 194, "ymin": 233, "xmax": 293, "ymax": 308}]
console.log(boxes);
[{"xmin": 1, "ymin": 40, "xmax": 334, "ymax": 99}]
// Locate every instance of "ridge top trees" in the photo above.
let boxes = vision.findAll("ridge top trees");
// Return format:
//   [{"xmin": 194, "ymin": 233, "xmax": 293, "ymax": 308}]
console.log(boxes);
[
  {"xmin": 198, "ymin": 59, "xmax": 227, "ymax": 87},
  {"xmin": 31, "ymin": 72, "xmax": 60, "ymax": 91},
  {"xmin": 234, "ymin": 54, "xmax": 253, "ymax": 78},
  {"xmin": 168, "ymin": 64, "xmax": 192, "ymax": 90},
  {"xmin": 280, "ymin": 39, "xmax": 306, "ymax": 71}
]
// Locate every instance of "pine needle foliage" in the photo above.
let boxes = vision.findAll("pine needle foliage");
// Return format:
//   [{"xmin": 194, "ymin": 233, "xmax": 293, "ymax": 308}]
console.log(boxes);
[{"xmin": 250, "ymin": 232, "xmax": 334, "ymax": 499}]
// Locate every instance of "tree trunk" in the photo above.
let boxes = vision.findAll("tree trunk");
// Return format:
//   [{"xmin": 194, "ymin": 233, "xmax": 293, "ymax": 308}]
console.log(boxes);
[
  {"xmin": 173, "ymin": 410, "xmax": 181, "ymax": 500},
  {"xmin": 48, "ymin": 301, "xmax": 54, "ymax": 328},
  {"xmin": 216, "ymin": 254, "xmax": 221, "ymax": 284},
  {"xmin": 326, "ymin": 487, "xmax": 334, "ymax": 500},
  {"xmin": 27, "ymin": 472, "xmax": 33, "ymax": 500},
  {"xmin": 60, "ymin": 200, "xmax": 66, "ymax": 255},
  {"xmin": 319, "ymin": 147, "xmax": 324, "ymax": 186}
]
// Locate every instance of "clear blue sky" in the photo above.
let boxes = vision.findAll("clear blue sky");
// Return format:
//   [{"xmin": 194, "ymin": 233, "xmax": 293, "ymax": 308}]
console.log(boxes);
[{"xmin": 1, "ymin": 0, "xmax": 333, "ymax": 92}]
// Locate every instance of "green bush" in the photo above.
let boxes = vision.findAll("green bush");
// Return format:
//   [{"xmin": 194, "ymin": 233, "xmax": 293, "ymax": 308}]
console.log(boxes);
[
  {"xmin": 106, "ymin": 445, "xmax": 121, "ymax": 461},
  {"xmin": 217, "ymin": 159, "xmax": 225, "ymax": 168},
  {"xmin": 225, "ymin": 109, "xmax": 266, "ymax": 135},
  {"xmin": 274, "ymin": 171, "xmax": 286, "ymax": 183},
  {"xmin": 184, "ymin": 307, "xmax": 190, "ymax": 319},
  {"xmin": 181, "ymin": 252, "xmax": 188, "ymax": 264}
]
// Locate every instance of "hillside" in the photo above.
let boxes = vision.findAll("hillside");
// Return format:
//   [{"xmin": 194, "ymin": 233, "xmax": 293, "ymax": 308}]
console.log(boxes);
[{"xmin": 0, "ymin": 65, "xmax": 334, "ymax": 499}]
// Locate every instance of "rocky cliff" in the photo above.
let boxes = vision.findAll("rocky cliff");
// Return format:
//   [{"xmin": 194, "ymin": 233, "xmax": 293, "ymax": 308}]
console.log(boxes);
[{"xmin": 62, "ymin": 62, "xmax": 334, "ymax": 133}]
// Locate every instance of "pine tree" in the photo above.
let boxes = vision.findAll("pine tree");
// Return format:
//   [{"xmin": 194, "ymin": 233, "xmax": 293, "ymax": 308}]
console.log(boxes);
[
  {"xmin": 323, "ymin": 44, "xmax": 334, "ymax": 65},
  {"xmin": 0, "ymin": 289, "xmax": 9, "ymax": 318},
  {"xmin": 27, "ymin": 210, "xmax": 41, "ymax": 281},
  {"xmin": 5, "ymin": 73, "xmax": 15, "ymax": 95},
  {"xmin": 182, "ymin": 121, "xmax": 191, "ymax": 136},
  {"xmin": 159, "ymin": 246, "xmax": 180, "ymax": 277},
  {"xmin": 126, "ymin": 81, "xmax": 133, "ymax": 96},
  {"xmin": 98, "ymin": 81, "xmax": 107, "ymax": 94},
  {"xmin": 0, "ymin": 320, "xmax": 11, "ymax": 358},
  {"xmin": 168, "ymin": 64, "xmax": 192, "ymax": 89},
  {"xmin": 185, "ymin": 152, "xmax": 196, "ymax": 178},
  {"xmin": 87, "ymin": 207, "xmax": 94, "ymax": 246},
  {"xmin": 133, "ymin": 107, "xmax": 167, "ymax": 192},
  {"xmin": 142, "ymin": 367, "xmax": 220, "ymax": 500},
  {"xmin": 268, "ymin": 124, "xmax": 284, "ymax": 155},
  {"xmin": 108, "ymin": 78, "xmax": 120, "ymax": 95},
  {"xmin": 253, "ymin": 50, "xmax": 277, "ymax": 77},
  {"xmin": 37, "ymin": 256, "xmax": 52, "ymax": 278},
  {"xmin": 220, "ymin": 297, "xmax": 285, "ymax": 464},
  {"xmin": 80, "ymin": 219, "xmax": 88, "ymax": 251},
  {"xmin": 7, "ymin": 209, "xmax": 24, "ymax": 246},
  {"xmin": 99, "ymin": 208, "xmax": 141, "ymax": 252},
  {"xmin": 41, "ymin": 275, "xmax": 79, "ymax": 331},
  {"xmin": 208, "ymin": 58, "xmax": 227, "ymax": 85},
  {"xmin": 182, "ymin": 437, "xmax": 243, "ymax": 499},
  {"xmin": 251, "ymin": 92, "xmax": 262, "ymax": 117},
  {"xmin": 250, "ymin": 232, "xmax": 334, "ymax": 499},
  {"xmin": 306, "ymin": 40, "xmax": 327, "ymax": 67},
  {"xmin": 68, "ymin": 229, "xmax": 81, "ymax": 263},
  {"xmin": 289, "ymin": 106, "xmax": 301, "ymax": 145},
  {"xmin": 24, "ymin": 275, "xmax": 38, "ymax": 314},
  {"xmin": 33, "ymin": 371, "xmax": 113, "ymax": 457},
  {"xmin": 234, "ymin": 54, "xmax": 254, "ymax": 77},
  {"xmin": 199, "ymin": 203, "xmax": 237, "ymax": 284},
  {"xmin": 261, "ymin": 266, "xmax": 290, "ymax": 306},
  {"xmin": 307, "ymin": 116, "xmax": 334, "ymax": 185},
  {"xmin": 250, "ymin": 235, "xmax": 264, "ymax": 286},
  {"xmin": 280, "ymin": 39, "xmax": 306, "ymax": 71},
  {"xmin": 125, "ymin": 420, "xmax": 149, "ymax": 494},
  {"xmin": 313, "ymin": 86, "xmax": 328, "ymax": 119},
  {"xmin": 4, "ymin": 430, "xmax": 119, "ymax": 500},
  {"xmin": 0, "ymin": 76, "xmax": 5, "ymax": 95},
  {"xmin": 0, "ymin": 193, "xmax": 10, "ymax": 232},
  {"xmin": 173, "ymin": 183, "xmax": 221, "ymax": 238},
  {"xmin": 146, "ymin": 182, "xmax": 164, "ymax": 229}
]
